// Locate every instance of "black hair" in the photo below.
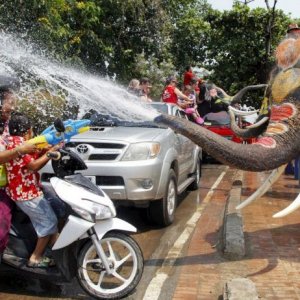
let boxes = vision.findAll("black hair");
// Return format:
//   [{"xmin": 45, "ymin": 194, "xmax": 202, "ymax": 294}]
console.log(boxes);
[
  {"xmin": 0, "ymin": 89, "xmax": 13, "ymax": 106},
  {"xmin": 140, "ymin": 77, "xmax": 150, "ymax": 85},
  {"xmin": 9, "ymin": 112, "xmax": 31, "ymax": 136},
  {"xmin": 185, "ymin": 66, "xmax": 191, "ymax": 71},
  {"xmin": 190, "ymin": 77, "xmax": 198, "ymax": 84}
]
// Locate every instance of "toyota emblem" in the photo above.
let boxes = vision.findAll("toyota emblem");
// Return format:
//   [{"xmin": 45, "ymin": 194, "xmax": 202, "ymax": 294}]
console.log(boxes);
[{"xmin": 76, "ymin": 144, "xmax": 89, "ymax": 154}]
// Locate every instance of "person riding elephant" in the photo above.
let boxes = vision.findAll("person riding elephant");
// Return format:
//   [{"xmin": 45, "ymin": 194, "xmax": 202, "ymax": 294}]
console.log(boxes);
[
  {"xmin": 197, "ymin": 82, "xmax": 231, "ymax": 118},
  {"xmin": 0, "ymin": 76, "xmax": 37, "ymax": 262}
]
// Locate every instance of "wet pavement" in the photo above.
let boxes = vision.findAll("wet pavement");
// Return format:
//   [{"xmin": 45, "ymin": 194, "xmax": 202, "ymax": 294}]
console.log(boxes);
[
  {"xmin": 173, "ymin": 168, "xmax": 300, "ymax": 300},
  {"xmin": 3, "ymin": 165, "xmax": 300, "ymax": 300}
]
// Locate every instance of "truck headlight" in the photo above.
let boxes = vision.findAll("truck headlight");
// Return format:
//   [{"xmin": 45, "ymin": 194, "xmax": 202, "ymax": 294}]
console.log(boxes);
[{"xmin": 121, "ymin": 142, "xmax": 160, "ymax": 161}]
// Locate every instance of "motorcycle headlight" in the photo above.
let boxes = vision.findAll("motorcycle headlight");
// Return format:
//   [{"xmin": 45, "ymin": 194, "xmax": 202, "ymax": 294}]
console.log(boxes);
[
  {"xmin": 92, "ymin": 203, "xmax": 115, "ymax": 220},
  {"xmin": 121, "ymin": 142, "xmax": 160, "ymax": 161},
  {"xmin": 73, "ymin": 206, "xmax": 95, "ymax": 223}
]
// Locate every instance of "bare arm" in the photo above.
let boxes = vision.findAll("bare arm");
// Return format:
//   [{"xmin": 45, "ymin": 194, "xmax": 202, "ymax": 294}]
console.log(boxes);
[
  {"xmin": 26, "ymin": 144, "xmax": 60, "ymax": 172},
  {"xmin": 174, "ymin": 88, "xmax": 194, "ymax": 109},
  {"xmin": 26, "ymin": 152, "xmax": 50, "ymax": 172},
  {"xmin": 174, "ymin": 88, "xmax": 191, "ymax": 102},
  {"xmin": 0, "ymin": 144, "xmax": 37, "ymax": 164}
]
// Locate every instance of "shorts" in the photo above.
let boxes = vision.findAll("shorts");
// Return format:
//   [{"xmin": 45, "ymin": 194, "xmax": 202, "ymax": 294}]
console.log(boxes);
[
  {"xmin": 16, "ymin": 196, "xmax": 58, "ymax": 238},
  {"xmin": 42, "ymin": 185, "xmax": 67, "ymax": 219}
]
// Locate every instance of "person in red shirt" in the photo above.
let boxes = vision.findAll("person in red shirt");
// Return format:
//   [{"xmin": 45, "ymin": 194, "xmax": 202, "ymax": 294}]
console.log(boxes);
[
  {"xmin": 161, "ymin": 75, "xmax": 193, "ymax": 109},
  {"xmin": 183, "ymin": 66, "xmax": 195, "ymax": 86},
  {"xmin": 6, "ymin": 112, "xmax": 60, "ymax": 268}
]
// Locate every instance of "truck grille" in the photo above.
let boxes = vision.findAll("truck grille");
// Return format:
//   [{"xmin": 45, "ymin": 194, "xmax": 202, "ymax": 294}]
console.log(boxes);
[
  {"xmin": 41, "ymin": 173, "xmax": 124, "ymax": 186},
  {"xmin": 66, "ymin": 142, "xmax": 125, "ymax": 149},
  {"xmin": 66, "ymin": 141, "xmax": 127, "ymax": 161},
  {"xmin": 89, "ymin": 154, "xmax": 119, "ymax": 160}
]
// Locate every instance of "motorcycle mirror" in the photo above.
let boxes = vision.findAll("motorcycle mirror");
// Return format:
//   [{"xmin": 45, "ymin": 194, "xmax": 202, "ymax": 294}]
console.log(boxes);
[{"xmin": 54, "ymin": 118, "xmax": 65, "ymax": 133}]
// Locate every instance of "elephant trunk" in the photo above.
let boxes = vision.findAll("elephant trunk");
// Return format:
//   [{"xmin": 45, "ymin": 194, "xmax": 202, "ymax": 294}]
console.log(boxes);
[
  {"xmin": 228, "ymin": 109, "xmax": 269, "ymax": 138},
  {"xmin": 155, "ymin": 114, "xmax": 298, "ymax": 172},
  {"xmin": 230, "ymin": 84, "xmax": 268, "ymax": 104}
]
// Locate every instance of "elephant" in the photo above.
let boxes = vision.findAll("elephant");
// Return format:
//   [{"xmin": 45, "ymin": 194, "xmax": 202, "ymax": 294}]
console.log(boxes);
[{"xmin": 155, "ymin": 29, "xmax": 300, "ymax": 218}]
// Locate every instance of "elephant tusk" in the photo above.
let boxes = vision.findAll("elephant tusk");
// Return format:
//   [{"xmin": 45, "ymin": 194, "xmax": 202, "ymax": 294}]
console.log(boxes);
[
  {"xmin": 236, "ymin": 164, "xmax": 286, "ymax": 210},
  {"xmin": 228, "ymin": 106, "xmax": 259, "ymax": 116},
  {"xmin": 273, "ymin": 192, "xmax": 300, "ymax": 218},
  {"xmin": 244, "ymin": 117, "xmax": 269, "ymax": 129}
]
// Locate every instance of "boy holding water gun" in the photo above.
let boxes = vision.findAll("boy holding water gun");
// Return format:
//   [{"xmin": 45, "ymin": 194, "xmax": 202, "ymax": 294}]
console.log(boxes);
[{"xmin": 5, "ymin": 112, "xmax": 62, "ymax": 268}]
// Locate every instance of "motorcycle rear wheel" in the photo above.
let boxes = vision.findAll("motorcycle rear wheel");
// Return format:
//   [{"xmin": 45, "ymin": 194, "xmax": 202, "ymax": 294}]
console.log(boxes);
[{"xmin": 77, "ymin": 231, "xmax": 144, "ymax": 299}]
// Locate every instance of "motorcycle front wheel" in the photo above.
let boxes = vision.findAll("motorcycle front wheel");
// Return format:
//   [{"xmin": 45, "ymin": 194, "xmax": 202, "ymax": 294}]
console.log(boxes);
[{"xmin": 77, "ymin": 231, "xmax": 144, "ymax": 300}]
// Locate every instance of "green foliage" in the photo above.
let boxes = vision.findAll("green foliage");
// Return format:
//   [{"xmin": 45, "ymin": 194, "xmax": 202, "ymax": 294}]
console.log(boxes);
[
  {"xmin": 200, "ymin": 3, "xmax": 292, "ymax": 106},
  {"xmin": 17, "ymin": 90, "xmax": 66, "ymax": 133},
  {"xmin": 133, "ymin": 53, "xmax": 176, "ymax": 100}
]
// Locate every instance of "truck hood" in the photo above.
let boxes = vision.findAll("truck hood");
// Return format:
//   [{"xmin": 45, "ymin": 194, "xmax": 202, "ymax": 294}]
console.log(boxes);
[{"xmin": 71, "ymin": 126, "xmax": 166, "ymax": 143}]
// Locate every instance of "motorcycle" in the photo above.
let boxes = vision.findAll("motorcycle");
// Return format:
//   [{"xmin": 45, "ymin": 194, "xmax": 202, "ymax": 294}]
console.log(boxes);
[{"xmin": 1, "ymin": 119, "xmax": 144, "ymax": 300}]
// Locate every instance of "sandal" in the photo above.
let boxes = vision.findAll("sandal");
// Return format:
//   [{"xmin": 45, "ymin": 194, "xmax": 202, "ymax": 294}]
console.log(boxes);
[
  {"xmin": 45, "ymin": 257, "xmax": 56, "ymax": 267},
  {"xmin": 27, "ymin": 256, "xmax": 55, "ymax": 268}
]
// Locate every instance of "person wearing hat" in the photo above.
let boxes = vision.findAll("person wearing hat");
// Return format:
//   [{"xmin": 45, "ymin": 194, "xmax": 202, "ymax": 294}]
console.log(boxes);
[
  {"xmin": 139, "ymin": 77, "xmax": 152, "ymax": 102},
  {"xmin": 161, "ymin": 75, "xmax": 194, "ymax": 110},
  {"xmin": 275, "ymin": 24, "xmax": 300, "ymax": 71},
  {"xmin": 287, "ymin": 23, "xmax": 300, "ymax": 39},
  {"xmin": 0, "ymin": 77, "xmax": 37, "ymax": 262}
]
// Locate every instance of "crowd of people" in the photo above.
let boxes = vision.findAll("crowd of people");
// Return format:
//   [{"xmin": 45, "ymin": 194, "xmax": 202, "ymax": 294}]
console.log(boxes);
[{"xmin": 128, "ymin": 65, "xmax": 230, "ymax": 125}]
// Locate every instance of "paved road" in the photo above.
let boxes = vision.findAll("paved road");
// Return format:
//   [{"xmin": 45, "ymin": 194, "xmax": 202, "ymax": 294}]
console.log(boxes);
[{"xmin": 0, "ymin": 164, "xmax": 226, "ymax": 300}]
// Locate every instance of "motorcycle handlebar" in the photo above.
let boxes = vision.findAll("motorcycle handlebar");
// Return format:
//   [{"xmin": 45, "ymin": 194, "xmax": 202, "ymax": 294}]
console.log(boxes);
[{"xmin": 47, "ymin": 151, "xmax": 61, "ymax": 161}]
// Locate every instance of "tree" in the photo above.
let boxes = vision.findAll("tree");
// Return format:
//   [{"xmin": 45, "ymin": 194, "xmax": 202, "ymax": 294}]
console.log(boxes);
[{"xmin": 201, "ymin": 2, "xmax": 291, "ymax": 97}]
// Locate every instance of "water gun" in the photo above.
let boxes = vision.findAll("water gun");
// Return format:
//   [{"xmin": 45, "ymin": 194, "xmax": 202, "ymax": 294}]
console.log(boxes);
[{"xmin": 27, "ymin": 119, "xmax": 90, "ymax": 148}]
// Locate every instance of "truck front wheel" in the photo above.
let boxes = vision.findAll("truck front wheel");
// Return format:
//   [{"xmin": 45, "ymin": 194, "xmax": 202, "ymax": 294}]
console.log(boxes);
[{"xmin": 148, "ymin": 169, "xmax": 177, "ymax": 227}]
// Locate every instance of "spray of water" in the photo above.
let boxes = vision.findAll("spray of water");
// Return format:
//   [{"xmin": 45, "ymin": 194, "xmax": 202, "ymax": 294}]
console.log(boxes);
[{"xmin": 0, "ymin": 32, "xmax": 159, "ymax": 122}]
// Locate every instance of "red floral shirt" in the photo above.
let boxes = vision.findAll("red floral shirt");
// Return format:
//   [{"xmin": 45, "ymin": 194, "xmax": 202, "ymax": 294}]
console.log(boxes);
[{"xmin": 5, "ymin": 136, "xmax": 42, "ymax": 201}]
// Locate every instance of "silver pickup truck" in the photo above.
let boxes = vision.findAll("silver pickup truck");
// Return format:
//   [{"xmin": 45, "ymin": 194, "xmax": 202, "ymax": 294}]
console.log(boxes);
[{"xmin": 40, "ymin": 103, "xmax": 202, "ymax": 226}]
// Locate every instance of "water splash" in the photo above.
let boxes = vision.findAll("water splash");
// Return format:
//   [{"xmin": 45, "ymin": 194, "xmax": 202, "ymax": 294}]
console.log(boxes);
[{"xmin": 0, "ymin": 32, "xmax": 159, "ymax": 121}]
